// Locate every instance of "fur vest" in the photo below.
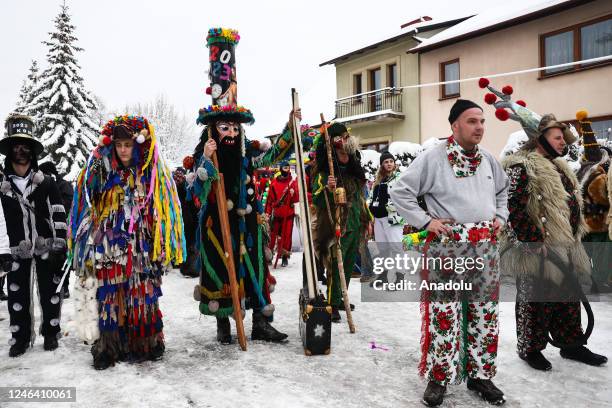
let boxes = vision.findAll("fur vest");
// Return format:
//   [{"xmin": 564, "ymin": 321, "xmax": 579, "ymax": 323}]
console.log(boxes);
[
  {"xmin": 500, "ymin": 150, "xmax": 591, "ymax": 285},
  {"xmin": 578, "ymin": 160, "xmax": 611, "ymax": 234}
]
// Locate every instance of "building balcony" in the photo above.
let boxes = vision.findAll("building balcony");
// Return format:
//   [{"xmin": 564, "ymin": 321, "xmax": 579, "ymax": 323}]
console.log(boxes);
[{"xmin": 334, "ymin": 88, "xmax": 404, "ymax": 125}]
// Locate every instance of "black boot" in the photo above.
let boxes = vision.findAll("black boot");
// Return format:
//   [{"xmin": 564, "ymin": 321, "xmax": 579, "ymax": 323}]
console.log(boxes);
[
  {"xmin": 467, "ymin": 378, "xmax": 505, "ymax": 405},
  {"xmin": 9, "ymin": 341, "xmax": 28, "ymax": 357},
  {"xmin": 331, "ymin": 306, "xmax": 341, "ymax": 323},
  {"xmin": 44, "ymin": 336, "xmax": 59, "ymax": 351},
  {"xmin": 251, "ymin": 312, "xmax": 288, "ymax": 342},
  {"xmin": 216, "ymin": 317, "xmax": 232, "ymax": 344},
  {"xmin": 519, "ymin": 350, "xmax": 552, "ymax": 371},
  {"xmin": 281, "ymin": 256, "xmax": 288, "ymax": 267},
  {"xmin": 93, "ymin": 351, "xmax": 113, "ymax": 370},
  {"xmin": 337, "ymin": 303, "xmax": 355, "ymax": 311},
  {"xmin": 149, "ymin": 342, "xmax": 165, "ymax": 361},
  {"xmin": 422, "ymin": 381, "xmax": 446, "ymax": 407},
  {"xmin": 560, "ymin": 345, "xmax": 608, "ymax": 366}
]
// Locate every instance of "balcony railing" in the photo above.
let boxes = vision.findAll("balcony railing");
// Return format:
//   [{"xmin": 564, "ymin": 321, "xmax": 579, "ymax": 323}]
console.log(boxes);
[{"xmin": 335, "ymin": 87, "xmax": 403, "ymax": 119}]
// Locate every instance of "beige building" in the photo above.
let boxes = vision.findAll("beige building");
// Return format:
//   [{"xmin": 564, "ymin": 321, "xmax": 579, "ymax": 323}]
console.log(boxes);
[
  {"xmin": 320, "ymin": 17, "xmax": 469, "ymax": 151},
  {"xmin": 411, "ymin": 0, "xmax": 612, "ymax": 156}
]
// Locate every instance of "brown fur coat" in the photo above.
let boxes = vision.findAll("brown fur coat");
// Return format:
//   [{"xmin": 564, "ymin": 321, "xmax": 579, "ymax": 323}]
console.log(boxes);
[{"xmin": 501, "ymin": 150, "xmax": 591, "ymax": 285}]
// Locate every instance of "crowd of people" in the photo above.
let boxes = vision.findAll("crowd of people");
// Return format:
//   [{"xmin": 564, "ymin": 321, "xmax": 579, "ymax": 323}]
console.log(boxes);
[{"xmin": 1, "ymin": 78, "xmax": 610, "ymax": 406}]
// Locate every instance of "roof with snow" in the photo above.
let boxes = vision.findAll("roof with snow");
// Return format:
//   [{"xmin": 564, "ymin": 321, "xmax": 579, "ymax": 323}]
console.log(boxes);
[
  {"xmin": 319, "ymin": 15, "xmax": 472, "ymax": 67},
  {"xmin": 409, "ymin": 0, "xmax": 590, "ymax": 53}
]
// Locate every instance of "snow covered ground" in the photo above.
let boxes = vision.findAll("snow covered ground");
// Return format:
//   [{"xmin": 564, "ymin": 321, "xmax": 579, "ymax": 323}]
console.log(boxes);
[{"xmin": 0, "ymin": 256, "xmax": 611, "ymax": 408}]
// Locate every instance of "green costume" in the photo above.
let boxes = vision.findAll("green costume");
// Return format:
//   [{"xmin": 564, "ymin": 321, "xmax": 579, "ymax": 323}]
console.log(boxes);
[{"xmin": 311, "ymin": 134, "xmax": 370, "ymax": 307}]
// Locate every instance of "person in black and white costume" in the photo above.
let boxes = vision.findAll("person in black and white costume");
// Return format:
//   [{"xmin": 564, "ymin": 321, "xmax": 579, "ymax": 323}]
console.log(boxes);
[
  {"xmin": 0, "ymin": 191, "xmax": 11, "ymax": 300},
  {"xmin": 0, "ymin": 113, "xmax": 67, "ymax": 357}
]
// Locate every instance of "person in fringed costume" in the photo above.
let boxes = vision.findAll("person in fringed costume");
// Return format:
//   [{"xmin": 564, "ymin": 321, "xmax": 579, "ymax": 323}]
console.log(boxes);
[
  {"xmin": 575, "ymin": 110, "xmax": 612, "ymax": 294},
  {"xmin": 68, "ymin": 115, "xmax": 185, "ymax": 370},
  {"xmin": 480, "ymin": 80, "xmax": 608, "ymax": 372},
  {"xmin": 188, "ymin": 100, "xmax": 317, "ymax": 343},
  {"xmin": 390, "ymin": 96, "xmax": 509, "ymax": 406},
  {"xmin": 188, "ymin": 27, "xmax": 315, "ymax": 344},
  {"xmin": 311, "ymin": 122, "xmax": 370, "ymax": 323}
]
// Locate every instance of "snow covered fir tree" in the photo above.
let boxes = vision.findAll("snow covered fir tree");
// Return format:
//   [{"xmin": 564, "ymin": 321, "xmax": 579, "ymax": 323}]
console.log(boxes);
[
  {"xmin": 28, "ymin": 5, "xmax": 99, "ymax": 180},
  {"xmin": 14, "ymin": 60, "xmax": 40, "ymax": 115}
]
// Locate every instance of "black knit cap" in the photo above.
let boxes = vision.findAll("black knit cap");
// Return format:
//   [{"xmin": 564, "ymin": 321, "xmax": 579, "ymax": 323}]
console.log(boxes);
[
  {"xmin": 379, "ymin": 151, "xmax": 394, "ymax": 165},
  {"xmin": 328, "ymin": 122, "xmax": 348, "ymax": 137},
  {"xmin": 448, "ymin": 99, "xmax": 483, "ymax": 124}
]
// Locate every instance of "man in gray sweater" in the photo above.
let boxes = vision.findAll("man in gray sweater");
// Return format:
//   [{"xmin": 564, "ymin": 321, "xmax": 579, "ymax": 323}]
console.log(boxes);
[{"xmin": 390, "ymin": 99, "xmax": 509, "ymax": 406}]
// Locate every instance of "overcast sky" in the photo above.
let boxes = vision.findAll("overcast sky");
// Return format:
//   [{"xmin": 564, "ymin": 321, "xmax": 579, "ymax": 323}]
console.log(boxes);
[{"xmin": 1, "ymin": 0, "xmax": 538, "ymax": 140}]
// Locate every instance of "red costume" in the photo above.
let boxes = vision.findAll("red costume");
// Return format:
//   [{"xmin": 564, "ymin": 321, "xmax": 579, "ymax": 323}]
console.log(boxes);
[{"xmin": 265, "ymin": 173, "xmax": 298, "ymax": 258}]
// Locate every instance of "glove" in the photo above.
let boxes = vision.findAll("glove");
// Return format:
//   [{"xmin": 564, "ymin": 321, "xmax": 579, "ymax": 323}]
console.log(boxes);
[{"xmin": 0, "ymin": 253, "xmax": 13, "ymax": 272}]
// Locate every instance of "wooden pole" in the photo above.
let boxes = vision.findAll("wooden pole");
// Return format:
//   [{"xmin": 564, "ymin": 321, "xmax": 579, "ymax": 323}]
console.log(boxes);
[
  {"xmin": 319, "ymin": 114, "xmax": 355, "ymax": 333},
  {"xmin": 208, "ymin": 127, "xmax": 247, "ymax": 351}
]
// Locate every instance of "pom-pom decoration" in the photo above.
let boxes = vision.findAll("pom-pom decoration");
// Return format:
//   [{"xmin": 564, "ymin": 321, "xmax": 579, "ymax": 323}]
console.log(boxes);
[
  {"xmin": 495, "ymin": 108, "xmax": 510, "ymax": 121},
  {"xmin": 576, "ymin": 109, "xmax": 589, "ymax": 121},
  {"xmin": 502, "ymin": 85, "xmax": 514, "ymax": 95},
  {"xmin": 205, "ymin": 86, "xmax": 212, "ymax": 95},
  {"xmin": 135, "ymin": 134, "xmax": 146, "ymax": 144},
  {"xmin": 183, "ymin": 156, "xmax": 195, "ymax": 170},
  {"xmin": 516, "ymin": 100, "xmax": 527, "ymax": 107},
  {"xmin": 484, "ymin": 93, "xmax": 497, "ymax": 105},
  {"xmin": 478, "ymin": 78, "xmax": 490, "ymax": 88}
]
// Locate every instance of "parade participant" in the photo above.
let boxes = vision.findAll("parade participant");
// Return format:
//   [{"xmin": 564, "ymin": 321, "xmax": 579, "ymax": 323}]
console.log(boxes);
[
  {"xmin": 0, "ymin": 113, "xmax": 67, "ymax": 357},
  {"xmin": 265, "ymin": 160, "xmax": 298, "ymax": 267},
  {"xmin": 189, "ymin": 28, "xmax": 315, "ymax": 345},
  {"xmin": 174, "ymin": 165, "xmax": 200, "ymax": 278},
  {"xmin": 575, "ymin": 110, "xmax": 612, "ymax": 293},
  {"xmin": 480, "ymin": 80, "xmax": 608, "ymax": 372},
  {"xmin": 311, "ymin": 122, "xmax": 369, "ymax": 322},
  {"xmin": 39, "ymin": 161, "xmax": 74, "ymax": 297},
  {"xmin": 390, "ymin": 99, "xmax": 509, "ymax": 406},
  {"xmin": 68, "ymin": 115, "xmax": 185, "ymax": 369}
]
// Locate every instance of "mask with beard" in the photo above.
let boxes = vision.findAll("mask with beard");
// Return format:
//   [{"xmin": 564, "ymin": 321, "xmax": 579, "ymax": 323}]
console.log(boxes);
[
  {"xmin": 333, "ymin": 134, "xmax": 358, "ymax": 156},
  {"xmin": 213, "ymin": 121, "xmax": 243, "ymax": 190}
]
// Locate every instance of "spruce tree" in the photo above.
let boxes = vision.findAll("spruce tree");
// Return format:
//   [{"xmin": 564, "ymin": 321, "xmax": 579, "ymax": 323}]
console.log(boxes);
[
  {"xmin": 15, "ymin": 60, "xmax": 39, "ymax": 115},
  {"xmin": 30, "ymin": 5, "xmax": 99, "ymax": 180}
]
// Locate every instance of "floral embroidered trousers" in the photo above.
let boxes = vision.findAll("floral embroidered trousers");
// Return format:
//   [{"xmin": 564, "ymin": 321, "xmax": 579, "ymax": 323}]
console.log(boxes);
[
  {"xmin": 515, "ymin": 275, "xmax": 583, "ymax": 354},
  {"xmin": 419, "ymin": 221, "xmax": 500, "ymax": 386}
]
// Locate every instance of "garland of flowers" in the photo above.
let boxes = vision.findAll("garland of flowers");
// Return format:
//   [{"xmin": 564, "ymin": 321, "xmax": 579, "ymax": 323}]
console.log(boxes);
[
  {"xmin": 206, "ymin": 28, "xmax": 240, "ymax": 46},
  {"xmin": 197, "ymin": 105, "xmax": 255, "ymax": 126}
]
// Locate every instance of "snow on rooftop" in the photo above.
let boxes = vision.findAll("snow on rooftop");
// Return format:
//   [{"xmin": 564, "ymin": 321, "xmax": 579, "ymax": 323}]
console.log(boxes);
[
  {"xmin": 410, "ymin": 0, "xmax": 573, "ymax": 52},
  {"xmin": 335, "ymin": 109, "xmax": 403, "ymax": 123},
  {"xmin": 320, "ymin": 14, "xmax": 471, "ymax": 65}
]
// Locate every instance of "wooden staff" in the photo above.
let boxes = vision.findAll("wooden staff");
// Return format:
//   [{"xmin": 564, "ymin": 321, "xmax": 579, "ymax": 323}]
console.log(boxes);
[
  {"xmin": 320, "ymin": 113, "xmax": 355, "ymax": 333},
  {"xmin": 290, "ymin": 89, "xmax": 317, "ymax": 298},
  {"xmin": 208, "ymin": 127, "xmax": 247, "ymax": 351}
]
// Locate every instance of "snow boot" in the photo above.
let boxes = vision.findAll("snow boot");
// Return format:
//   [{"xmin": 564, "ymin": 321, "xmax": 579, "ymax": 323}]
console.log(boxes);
[
  {"xmin": 560, "ymin": 346, "xmax": 608, "ymax": 366},
  {"xmin": 216, "ymin": 317, "xmax": 232, "ymax": 344},
  {"xmin": 9, "ymin": 341, "xmax": 28, "ymax": 357},
  {"xmin": 519, "ymin": 350, "xmax": 552, "ymax": 371},
  {"xmin": 251, "ymin": 312, "xmax": 288, "ymax": 342},
  {"xmin": 467, "ymin": 378, "xmax": 505, "ymax": 405},
  {"xmin": 422, "ymin": 381, "xmax": 446, "ymax": 407},
  {"xmin": 44, "ymin": 336, "xmax": 58, "ymax": 351},
  {"xmin": 149, "ymin": 342, "xmax": 165, "ymax": 361},
  {"xmin": 281, "ymin": 256, "xmax": 288, "ymax": 267},
  {"xmin": 93, "ymin": 351, "xmax": 113, "ymax": 370},
  {"xmin": 331, "ymin": 306, "xmax": 341, "ymax": 323}
]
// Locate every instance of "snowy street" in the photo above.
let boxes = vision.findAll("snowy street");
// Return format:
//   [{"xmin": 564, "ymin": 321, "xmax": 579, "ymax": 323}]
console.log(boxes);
[{"xmin": 0, "ymin": 254, "xmax": 611, "ymax": 408}]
